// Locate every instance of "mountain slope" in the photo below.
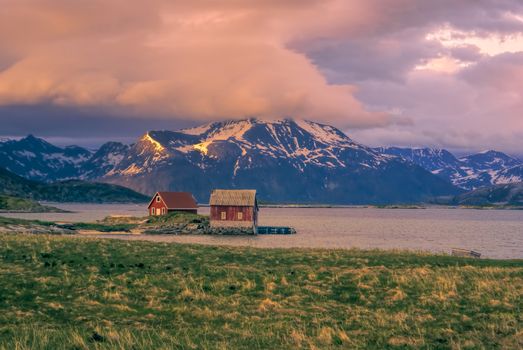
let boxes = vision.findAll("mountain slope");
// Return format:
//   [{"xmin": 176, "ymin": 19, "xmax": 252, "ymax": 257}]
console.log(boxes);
[
  {"xmin": 0, "ymin": 166, "xmax": 40, "ymax": 197},
  {"xmin": 80, "ymin": 142, "xmax": 129, "ymax": 179},
  {"xmin": 0, "ymin": 167, "xmax": 148, "ymax": 203},
  {"xmin": 379, "ymin": 147, "xmax": 523, "ymax": 190},
  {"xmin": 453, "ymin": 182, "xmax": 523, "ymax": 206},
  {"xmin": 100, "ymin": 119, "xmax": 459, "ymax": 204},
  {"xmin": 0, "ymin": 135, "xmax": 92, "ymax": 182},
  {"xmin": 374, "ymin": 147, "xmax": 462, "ymax": 173}
]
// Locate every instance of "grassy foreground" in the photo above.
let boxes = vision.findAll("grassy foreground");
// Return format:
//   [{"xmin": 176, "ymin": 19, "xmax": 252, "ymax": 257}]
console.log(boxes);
[{"xmin": 0, "ymin": 235, "xmax": 521, "ymax": 349}]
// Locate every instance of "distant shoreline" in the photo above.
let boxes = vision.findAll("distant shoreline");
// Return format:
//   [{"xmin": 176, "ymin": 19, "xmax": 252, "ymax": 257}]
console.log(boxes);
[{"xmin": 39, "ymin": 202, "xmax": 523, "ymax": 210}]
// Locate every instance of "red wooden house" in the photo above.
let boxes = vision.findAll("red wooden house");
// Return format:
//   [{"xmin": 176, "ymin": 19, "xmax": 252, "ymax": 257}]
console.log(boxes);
[
  {"xmin": 147, "ymin": 192, "xmax": 198, "ymax": 216},
  {"xmin": 209, "ymin": 189, "xmax": 258, "ymax": 232}
]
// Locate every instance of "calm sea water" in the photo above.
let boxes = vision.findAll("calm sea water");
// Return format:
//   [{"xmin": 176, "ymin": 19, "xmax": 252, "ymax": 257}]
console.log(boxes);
[{"xmin": 3, "ymin": 204, "xmax": 523, "ymax": 259}]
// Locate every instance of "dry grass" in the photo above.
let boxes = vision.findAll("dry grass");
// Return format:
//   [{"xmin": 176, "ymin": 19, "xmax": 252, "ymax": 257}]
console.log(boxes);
[{"xmin": 0, "ymin": 233, "xmax": 521, "ymax": 349}]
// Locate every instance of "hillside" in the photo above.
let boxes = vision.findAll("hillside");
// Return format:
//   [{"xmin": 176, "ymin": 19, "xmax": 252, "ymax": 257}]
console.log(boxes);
[
  {"xmin": 0, "ymin": 234, "xmax": 521, "ymax": 349},
  {"xmin": 453, "ymin": 182, "xmax": 523, "ymax": 206},
  {"xmin": 36, "ymin": 180, "xmax": 149, "ymax": 203},
  {"xmin": 0, "ymin": 167, "xmax": 148, "ymax": 203},
  {"xmin": 0, "ymin": 166, "xmax": 40, "ymax": 194},
  {"xmin": 0, "ymin": 195, "xmax": 66, "ymax": 213}
]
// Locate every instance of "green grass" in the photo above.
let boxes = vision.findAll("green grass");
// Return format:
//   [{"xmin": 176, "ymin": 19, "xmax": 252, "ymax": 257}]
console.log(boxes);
[
  {"xmin": 145, "ymin": 212, "xmax": 209, "ymax": 225},
  {"xmin": 0, "ymin": 195, "xmax": 65, "ymax": 213},
  {"xmin": 0, "ymin": 234, "xmax": 521, "ymax": 349},
  {"xmin": 0, "ymin": 216, "xmax": 55, "ymax": 227},
  {"xmin": 68, "ymin": 212, "xmax": 208, "ymax": 232},
  {"xmin": 66, "ymin": 222, "xmax": 138, "ymax": 233},
  {"xmin": 0, "ymin": 212, "xmax": 209, "ymax": 234}
]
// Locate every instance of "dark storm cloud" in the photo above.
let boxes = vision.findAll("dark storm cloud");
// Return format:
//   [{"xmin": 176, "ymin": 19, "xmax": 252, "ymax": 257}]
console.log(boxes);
[
  {"xmin": 0, "ymin": 105, "xmax": 195, "ymax": 147},
  {"xmin": 449, "ymin": 45, "xmax": 484, "ymax": 62},
  {"xmin": 292, "ymin": 29, "xmax": 443, "ymax": 83}
]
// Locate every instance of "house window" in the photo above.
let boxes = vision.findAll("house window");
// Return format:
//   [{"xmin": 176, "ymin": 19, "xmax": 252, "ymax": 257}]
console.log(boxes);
[
  {"xmin": 220, "ymin": 211, "xmax": 226, "ymax": 220},
  {"xmin": 237, "ymin": 212, "xmax": 243, "ymax": 220},
  {"xmin": 161, "ymin": 207, "xmax": 166, "ymax": 215},
  {"xmin": 156, "ymin": 196, "xmax": 161, "ymax": 202}
]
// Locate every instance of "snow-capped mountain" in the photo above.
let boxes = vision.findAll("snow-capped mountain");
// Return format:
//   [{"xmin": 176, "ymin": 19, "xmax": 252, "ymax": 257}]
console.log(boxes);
[
  {"xmin": 379, "ymin": 147, "xmax": 523, "ymax": 190},
  {"xmin": 80, "ymin": 142, "xmax": 130, "ymax": 179},
  {"xmin": 113, "ymin": 119, "xmax": 390, "ymax": 176},
  {"xmin": 3, "ymin": 120, "xmax": 521, "ymax": 201},
  {"xmin": 97, "ymin": 119, "xmax": 457, "ymax": 203},
  {"xmin": 374, "ymin": 147, "xmax": 462, "ymax": 173},
  {"xmin": 0, "ymin": 135, "xmax": 92, "ymax": 182}
]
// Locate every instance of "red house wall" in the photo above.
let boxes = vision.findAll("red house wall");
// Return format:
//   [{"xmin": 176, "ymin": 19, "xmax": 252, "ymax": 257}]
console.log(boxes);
[
  {"xmin": 210, "ymin": 206, "xmax": 254, "ymax": 222},
  {"xmin": 148, "ymin": 199, "xmax": 168, "ymax": 215}
]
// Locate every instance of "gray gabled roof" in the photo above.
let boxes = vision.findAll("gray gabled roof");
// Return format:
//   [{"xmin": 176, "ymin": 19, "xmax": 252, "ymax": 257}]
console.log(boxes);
[{"xmin": 209, "ymin": 189, "xmax": 257, "ymax": 206}]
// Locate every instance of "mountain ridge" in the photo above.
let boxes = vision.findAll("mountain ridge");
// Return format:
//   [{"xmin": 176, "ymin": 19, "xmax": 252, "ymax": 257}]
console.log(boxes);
[
  {"xmin": 378, "ymin": 147, "xmax": 523, "ymax": 190},
  {"xmin": 0, "ymin": 134, "xmax": 92, "ymax": 182},
  {"xmin": 84, "ymin": 119, "xmax": 459, "ymax": 203},
  {"xmin": 3, "ymin": 118, "xmax": 520, "ymax": 203}
]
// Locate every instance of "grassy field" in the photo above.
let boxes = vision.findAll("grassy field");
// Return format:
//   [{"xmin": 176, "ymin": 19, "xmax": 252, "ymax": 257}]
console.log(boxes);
[
  {"xmin": 0, "ymin": 195, "xmax": 66, "ymax": 213},
  {"xmin": 0, "ymin": 234, "xmax": 521, "ymax": 349}
]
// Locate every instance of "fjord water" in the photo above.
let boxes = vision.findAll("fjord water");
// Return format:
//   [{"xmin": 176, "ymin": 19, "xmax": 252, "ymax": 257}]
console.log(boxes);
[{"xmin": 3, "ymin": 204, "xmax": 522, "ymax": 259}]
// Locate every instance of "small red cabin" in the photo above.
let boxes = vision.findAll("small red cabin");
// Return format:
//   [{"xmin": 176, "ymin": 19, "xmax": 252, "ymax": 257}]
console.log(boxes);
[
  {"xmin": 209, "ymin": 189, "xmax": 258, "ymax": 232},
  {"xmin": 147, "ymin": 192, "xmax": 198, "ymax": 216}
]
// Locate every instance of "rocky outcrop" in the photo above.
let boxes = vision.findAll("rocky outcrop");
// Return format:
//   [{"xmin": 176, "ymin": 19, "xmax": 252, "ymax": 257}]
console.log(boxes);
[
  {"xmin": 207, "ymin": 227, "xmax": 256, "ymax": 235},
  {"xmin": 141, "ymin": 222, "xmax": 255, "ymax": 235},
  {"xmin": 142, "ymin": 222, "xmax": 209, "ymax": 235},
  {"xmin": 0, "ymin": 223, "xmax": 74, "ymax": 235}
]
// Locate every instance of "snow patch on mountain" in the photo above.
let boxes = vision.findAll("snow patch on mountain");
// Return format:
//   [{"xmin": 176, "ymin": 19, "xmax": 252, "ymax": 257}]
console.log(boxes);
[
  {"xmin": 15, "ymin": 150, "xmax": 36, "ymax": 158},
  {"xmin": 183, "ymin": 120, "xmax": 257, "ymax": 156},
  {"xmin": 180, "ymin": 123, "xmax": 214, "ymax": 136},
  {"xmin": 294, "ymin": 119, "xmax": 349, "ymax": 146}
]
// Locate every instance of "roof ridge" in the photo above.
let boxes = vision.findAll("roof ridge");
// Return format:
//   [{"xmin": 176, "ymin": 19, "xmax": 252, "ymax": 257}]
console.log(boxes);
[
  {"xmin": 210, "ymin": 189, "xmax": 257, "ymax": 206},
  {"xmin": 148, "ymin": 191, "xmax": 198, "ymax": 209}
]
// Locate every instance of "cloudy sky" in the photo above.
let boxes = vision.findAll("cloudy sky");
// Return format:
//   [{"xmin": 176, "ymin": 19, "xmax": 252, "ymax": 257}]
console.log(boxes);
[{"xmin": 0, "ymin": 0, "xmax": 522, "ymax": 155}]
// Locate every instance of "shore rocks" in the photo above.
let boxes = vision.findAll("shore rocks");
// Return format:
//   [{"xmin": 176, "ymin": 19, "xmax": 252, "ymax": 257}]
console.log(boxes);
[
  {"xmin": 142, "ymin": 222, "xmax": 208, "ymax": 235},
  {"xmin": 0, "ymin": 224, "xmax": 74, "ymax": 235},
  {"xmin": 141, "ymin": 222, "xmax": 255, "ymax": 235},
  {"xmin": 207, "ymin": 227, "xmax": 255, "ymax": 235}
]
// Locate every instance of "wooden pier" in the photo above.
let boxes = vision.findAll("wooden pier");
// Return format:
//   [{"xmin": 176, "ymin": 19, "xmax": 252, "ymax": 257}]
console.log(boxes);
[
  {"xmin": 451, "ymin": 248, "xmax": 481, "ymax": 258},
  {"xmin": 257, "ymin": 226, "xmax": 296, "ymax": 235}
]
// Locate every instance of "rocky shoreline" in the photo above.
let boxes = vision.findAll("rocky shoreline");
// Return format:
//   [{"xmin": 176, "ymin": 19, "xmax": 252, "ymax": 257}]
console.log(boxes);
[{"xmin": 0, "ymin": 213, "xmax": 262, "ymax": 236}]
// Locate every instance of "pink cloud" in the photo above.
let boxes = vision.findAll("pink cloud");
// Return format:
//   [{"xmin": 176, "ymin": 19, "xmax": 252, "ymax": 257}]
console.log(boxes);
[
  {"xmin": 0, "ymin": 0, "xmax": 392, "ymax": 128},
  {"xmin": 0, "ymin": 0, "xmax": 522, "ymax": 153}
]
